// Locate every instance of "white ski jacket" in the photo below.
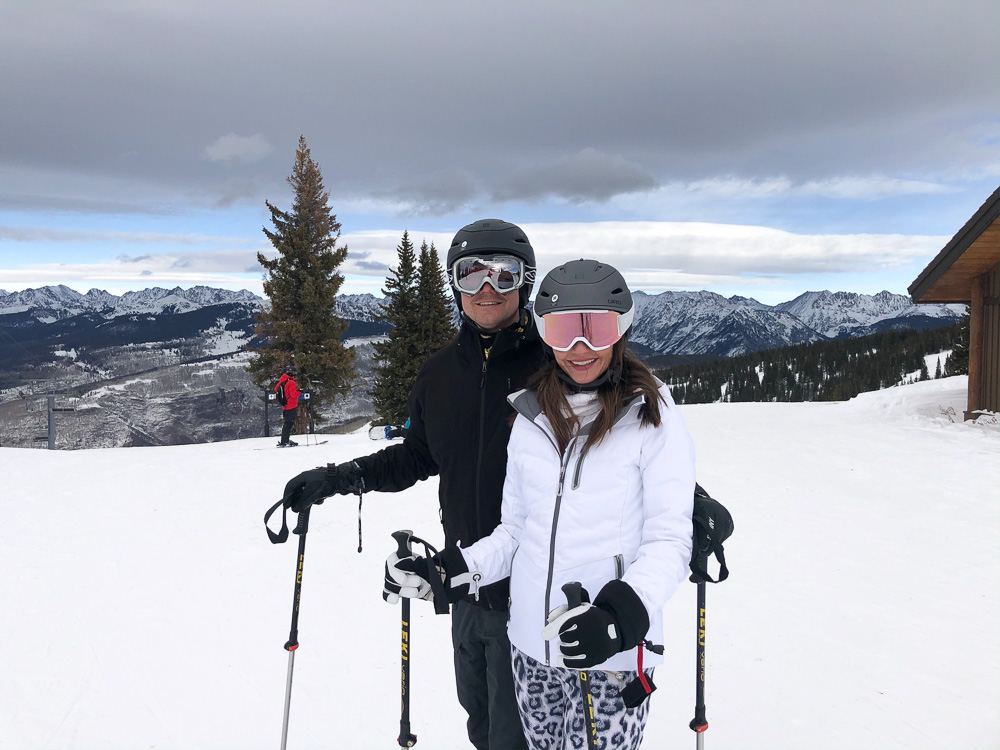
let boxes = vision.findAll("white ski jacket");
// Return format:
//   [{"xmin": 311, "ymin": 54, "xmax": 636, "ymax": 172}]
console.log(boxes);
[{"xmin": 460, "ymin": 382, "xmax": 695, "ymax": 671}]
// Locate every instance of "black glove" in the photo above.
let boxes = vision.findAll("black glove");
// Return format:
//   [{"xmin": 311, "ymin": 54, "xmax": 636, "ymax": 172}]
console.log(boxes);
[
  {"xmin": 541, "ymin": 580, "xmax": 650, "ymax": 668},
  {"xmin": 282, "ymin": 460, "xmax": 366, "ymax": 512}
]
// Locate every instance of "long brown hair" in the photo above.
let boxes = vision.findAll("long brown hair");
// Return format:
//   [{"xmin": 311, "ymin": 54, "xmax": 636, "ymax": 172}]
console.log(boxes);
[{"xmin": 527, "ymin": 339, "xmax": 666, "ymax": 454}]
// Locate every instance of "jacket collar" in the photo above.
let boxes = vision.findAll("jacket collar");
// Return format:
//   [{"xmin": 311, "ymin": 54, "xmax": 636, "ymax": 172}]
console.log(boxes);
[
  {"xmin": 456, "ymin": 309, "xmax": 539, "ymax": 361},
  {"xmin": 507, "ymin": 388, "xmax": 645, "ymax": 430}
]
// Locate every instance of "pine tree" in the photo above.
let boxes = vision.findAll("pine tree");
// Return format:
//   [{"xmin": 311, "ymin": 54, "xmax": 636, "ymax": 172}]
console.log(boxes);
[
  {"xmin": 247, "ymin": 136, "xmax": 355, "ymax": 433},
  {"xmin": 416, "ymin": 240, "xmax": 456, "ymax": 358},
  {"xmin": 370, "ymin": 231, "xmax": 422, "ymax": 424},
  {"xmin": 949, "ymin": 310, "xmax": 970, "ymax": 375}
]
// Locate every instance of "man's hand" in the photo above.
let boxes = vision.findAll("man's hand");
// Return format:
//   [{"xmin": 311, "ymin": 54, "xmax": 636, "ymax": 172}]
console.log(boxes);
[{"xmin": 282, "ymin": 461, "xmax": 366, "ymax": 513}]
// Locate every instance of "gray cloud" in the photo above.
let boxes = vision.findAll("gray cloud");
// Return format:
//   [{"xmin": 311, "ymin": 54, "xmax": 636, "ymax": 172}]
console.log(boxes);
[
  {"xmin": 494, "ymin": 149, "xmax": 657, "ymax": 203},
  {"xmin": 203, "ymin": 134, "xmax": 272, "ymax": 164},
  {"xmin": 387, "ymin": 169, "xmax": 481, "ymax": 216},
  {"xmin": 0, "ymin": 1, "xmax": 995, "ymax": 224},
  {"xmin": 1, "ymin": 225, "xmax": 255, "ymax": 245},
  {"xmin": 354, "ymin": 260, "xmax": 390, "ymax": 272}
]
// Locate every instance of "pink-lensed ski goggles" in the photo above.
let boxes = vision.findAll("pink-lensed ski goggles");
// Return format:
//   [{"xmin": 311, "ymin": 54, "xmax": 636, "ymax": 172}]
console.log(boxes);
[{"xmin": 533, "ymin": 307, "xmax": 634, "ymax": 351}]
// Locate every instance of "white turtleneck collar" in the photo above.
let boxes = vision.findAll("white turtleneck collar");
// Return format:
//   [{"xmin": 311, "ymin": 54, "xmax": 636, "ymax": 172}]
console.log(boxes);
[{"xmin": 563, "ymin": 390, "xmax": 601, "ymax": 426}]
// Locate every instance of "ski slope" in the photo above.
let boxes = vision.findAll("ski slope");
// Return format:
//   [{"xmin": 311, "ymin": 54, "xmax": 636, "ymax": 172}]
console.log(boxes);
[{"xmin": 1, "ymin": 377, "xmax": 997, "ymax": 749}]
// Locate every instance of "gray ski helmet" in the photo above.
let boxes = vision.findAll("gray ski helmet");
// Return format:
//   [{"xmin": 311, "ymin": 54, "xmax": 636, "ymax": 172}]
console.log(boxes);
[
  {"xmin": 446, "ymin": 218, "xmax": 536, "ymax": 306},
  {"xmin": 532, "ymin": 259, "xmax": 635, "ymax": 339}
]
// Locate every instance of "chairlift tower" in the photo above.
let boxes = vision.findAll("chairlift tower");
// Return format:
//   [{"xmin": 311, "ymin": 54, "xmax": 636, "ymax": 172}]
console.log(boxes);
[{"xmin": 28, "ymin": 391, "xmax": 76, "ymax": 449}]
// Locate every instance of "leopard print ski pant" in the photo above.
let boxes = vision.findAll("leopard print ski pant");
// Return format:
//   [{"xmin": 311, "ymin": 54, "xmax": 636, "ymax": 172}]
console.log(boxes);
[{"xmin": 511, "ymin": 645, "xmax": 652, "ymax": 750}]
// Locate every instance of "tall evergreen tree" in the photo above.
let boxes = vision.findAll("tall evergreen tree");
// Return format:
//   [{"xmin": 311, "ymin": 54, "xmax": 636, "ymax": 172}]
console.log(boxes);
[
  {"xmin": 247, "ymin": 136, "xmax": 355, "ymax": 432},
  {"xmin": 415, "ymin": 240, "xmax": 456, "ymax": 358},
  {"xmin": 948, "ymin": 309, "xmax": 970, "ymax": 375},
  {"xmin": 370, "ymin": 231, "xmax": 421, "ymax": 424}
]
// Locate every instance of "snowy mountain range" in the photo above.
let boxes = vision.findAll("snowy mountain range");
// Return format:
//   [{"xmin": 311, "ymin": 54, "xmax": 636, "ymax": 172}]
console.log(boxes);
[
  {"xmin": 628, "ymin": 289, "xmax": 963, "ymax": 357},
  {"xmin": 0, "ymin": 284, "xmax": 384, "ymax": 323},
  {"xmin": 0, "ymin": 284, "xmax": 965, "ymax": 359}
]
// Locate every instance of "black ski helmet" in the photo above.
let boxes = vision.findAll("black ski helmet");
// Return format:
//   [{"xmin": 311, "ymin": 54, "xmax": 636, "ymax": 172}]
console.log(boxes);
[
  {"xmin": 284, "ymin": 365, "xmax": 297, "ymax": 377},
  {"xmin": 532, "ymin": 258, "xmax": 634, "ymax": 331},
  {"xmin": 446, "ymin": 218, "xmax": 536, "ymax": 307}
]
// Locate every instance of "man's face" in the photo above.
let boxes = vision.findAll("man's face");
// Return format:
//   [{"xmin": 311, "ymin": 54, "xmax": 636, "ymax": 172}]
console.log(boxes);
[{"xmin": 460, "ymin": 284, "xmax": 520, "ymax": 333}]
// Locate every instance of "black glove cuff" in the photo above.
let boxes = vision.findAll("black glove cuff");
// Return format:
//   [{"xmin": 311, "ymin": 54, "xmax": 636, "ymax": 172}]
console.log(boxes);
[
  {"xmin": 594, "ymin": 579, "xmax": 650, "ymax": 651},
  {"xmin": 326, "ymin": 460, "xmax": 365, "ymax": 495}
]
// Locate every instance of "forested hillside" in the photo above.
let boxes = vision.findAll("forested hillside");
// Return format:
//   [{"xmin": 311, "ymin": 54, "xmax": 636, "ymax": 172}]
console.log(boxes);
[{"xmin": 658, "ymin": 321, "xmax": 964, "ymax": 404}]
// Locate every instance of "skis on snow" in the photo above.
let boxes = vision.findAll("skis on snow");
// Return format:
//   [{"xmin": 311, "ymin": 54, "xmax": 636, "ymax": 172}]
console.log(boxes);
[{"xmin": 369, "ymin": 424, "xmax": 405, "ymax": 440}]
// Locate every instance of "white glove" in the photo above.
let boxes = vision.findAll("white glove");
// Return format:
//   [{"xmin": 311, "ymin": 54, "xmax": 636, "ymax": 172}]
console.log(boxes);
[{"xmin": 382, "ymin": 551, "xmax": 432, "ymax": 604}]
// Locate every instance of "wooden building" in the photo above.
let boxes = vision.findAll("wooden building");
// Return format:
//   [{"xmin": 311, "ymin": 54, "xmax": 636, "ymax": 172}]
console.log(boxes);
[{"xmin": 909, "ymin": 186, "xmax": 1000, "ymax": 419}]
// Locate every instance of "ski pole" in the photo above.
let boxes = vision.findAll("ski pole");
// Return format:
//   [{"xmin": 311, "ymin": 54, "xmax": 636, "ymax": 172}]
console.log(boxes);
[
  {"xmin": 280, "ymin": 506, "xmax": 311, "ymax": 750},
  {"xmin": 689, "ymin": 580, "xmax": 708, "ymax": 749},
  {"xmin": 561, "ymin": 582, "xmax": 600, "ymax": 750},
  {"xmin": 392, "ymin": 530, "xmax": 418, "ymax": 748}
]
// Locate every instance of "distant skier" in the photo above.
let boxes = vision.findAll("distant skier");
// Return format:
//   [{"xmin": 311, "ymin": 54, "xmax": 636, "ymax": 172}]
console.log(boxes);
[{"xmin": 275, "ymin": 365, "xmax": 300, "ymax": 447}]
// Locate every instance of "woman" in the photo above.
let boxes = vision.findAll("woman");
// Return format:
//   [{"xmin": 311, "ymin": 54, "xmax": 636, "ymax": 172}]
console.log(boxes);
[{"xmin": 395, "ymin": 259, "xmax": 695, "ymax": 749}]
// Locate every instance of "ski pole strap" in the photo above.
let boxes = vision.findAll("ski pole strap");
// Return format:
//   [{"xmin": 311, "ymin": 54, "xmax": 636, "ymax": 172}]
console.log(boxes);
[
  {"xmin": 404, "ymin": 535, "xmax": 449, "ymax": 616},
  {"xmin": 264, "ymin": 498, "xmax": 290, "ymax": 544},
  {"xmin": 690, "ymin": 546, "xmax": 728, "ymax": 584},
  {"xmin": 620, "ymin": 641, "xmax": 660, "ymax": 708},
  {"xmin": 357, "ymin": 490, "xmax": 364, "ymax": 553}
]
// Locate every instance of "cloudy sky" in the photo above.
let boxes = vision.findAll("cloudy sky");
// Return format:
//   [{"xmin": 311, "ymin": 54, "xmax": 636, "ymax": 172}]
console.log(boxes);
[{"xmin": 1, "ymin": 0, "xmax": 997, "ymax": 304}]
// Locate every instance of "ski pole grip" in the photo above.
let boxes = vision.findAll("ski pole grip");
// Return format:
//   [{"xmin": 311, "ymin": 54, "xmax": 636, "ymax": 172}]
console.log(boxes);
[
  {"xmin": 392, "ymin": 529, "xmax": 414, "ymax": 558},
  {"xmin": 293, "ymin": 506, "xmax": 311, "ymax": 535},
  {"xmin": 562, "ymin": 581, "xmax": 584, "ymax": 609}
]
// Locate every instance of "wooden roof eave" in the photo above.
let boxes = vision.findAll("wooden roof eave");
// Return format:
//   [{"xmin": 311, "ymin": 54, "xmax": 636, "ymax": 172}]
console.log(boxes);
[{"xmin": 909, "ymin": 185, "xmax": 1000, "ymax": 304}]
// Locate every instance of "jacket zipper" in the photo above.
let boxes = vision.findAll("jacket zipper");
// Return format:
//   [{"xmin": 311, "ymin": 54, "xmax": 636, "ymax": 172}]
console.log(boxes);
[
  {"xmin": 510, "ymin": 390, "xmax": 646, "ymax": 664},
  {"xmin": 542, "ymin": 432, "xmax": 578, "ymax": 665},
  {"xmin": 475, "ymin": 357, "xmax": 488, "ymax": 539}
]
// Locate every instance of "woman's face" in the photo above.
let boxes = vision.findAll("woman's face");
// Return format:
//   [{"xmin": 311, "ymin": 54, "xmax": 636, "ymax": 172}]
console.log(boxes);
[{"xmin": 552, "ymin": 340, "xmax": 614, "ymax": 385}]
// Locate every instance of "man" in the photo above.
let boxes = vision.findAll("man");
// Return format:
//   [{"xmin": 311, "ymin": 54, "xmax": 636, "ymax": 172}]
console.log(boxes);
[
  {"xmin": 282, "ymin": 219, "xmax": 543, "ymax": 750},
  {"xmin": 275, "ymin": 365, "xmax": 300, "ymax": 447}
]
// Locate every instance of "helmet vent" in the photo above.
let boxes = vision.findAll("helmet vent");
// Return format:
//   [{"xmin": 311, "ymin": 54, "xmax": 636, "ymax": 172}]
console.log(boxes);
[{"xmin": 611, "ymin": 287, "xmax": 623, "ymax": 295}]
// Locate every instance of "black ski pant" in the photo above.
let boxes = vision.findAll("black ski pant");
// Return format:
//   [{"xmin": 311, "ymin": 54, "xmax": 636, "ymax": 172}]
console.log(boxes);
[
  {"xmin": 280, "ymin": 406, "xmax": 297, "ymax": 444},
  {"xmin": 451, "ymin": 599, "xmax": 528, "ymax": 750}
]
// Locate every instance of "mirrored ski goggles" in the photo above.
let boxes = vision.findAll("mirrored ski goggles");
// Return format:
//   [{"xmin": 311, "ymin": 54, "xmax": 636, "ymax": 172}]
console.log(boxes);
[
  {"xmin": 451, "ymin": 255, "xmax": 526, "ymax": 296},
  {"xmin": 535, "ymin": 308, "xmax": 634, "ymax": 351}
]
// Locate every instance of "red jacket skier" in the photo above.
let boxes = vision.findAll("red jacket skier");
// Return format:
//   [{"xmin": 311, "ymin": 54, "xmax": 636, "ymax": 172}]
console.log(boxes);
[{"xmin": 275, "ymin": 366, "xmax": 301, "ymax": 446}]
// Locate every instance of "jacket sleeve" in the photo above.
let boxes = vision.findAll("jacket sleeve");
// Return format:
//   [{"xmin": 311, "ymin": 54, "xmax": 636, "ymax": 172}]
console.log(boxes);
[
  {"xmin": 458, "ymin": 415, "xmax": 529, "ymax": 585},
  {"xmin": 287, "ymin": 379, "xmax": 301, "ymax": 400},
  {"xmin": 622, "ymin": 384, "xmax": 695, "ymax": 618},
  {"xmin": 352, "ymin": 362, "xmax": 439, "ymax": 493}
]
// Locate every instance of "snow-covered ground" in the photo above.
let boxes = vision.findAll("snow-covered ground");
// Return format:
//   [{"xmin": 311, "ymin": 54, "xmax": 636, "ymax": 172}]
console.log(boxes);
[{"xmin": 1, "ymin": 377, "xmax": 997, "ymax": 749}]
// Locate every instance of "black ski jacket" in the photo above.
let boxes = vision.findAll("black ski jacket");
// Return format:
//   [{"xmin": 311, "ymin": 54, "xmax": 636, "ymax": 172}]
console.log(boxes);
[{"xmin": 354, "ymin": 312, "xmax": 546, "ymax": 611}]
